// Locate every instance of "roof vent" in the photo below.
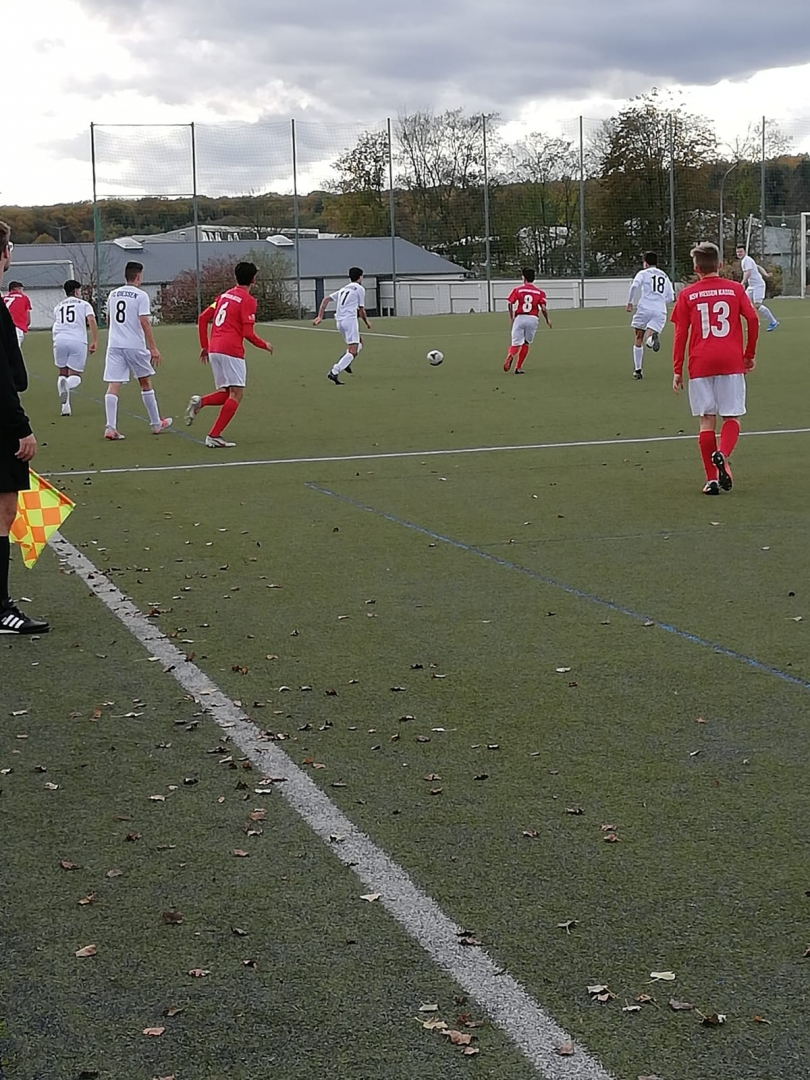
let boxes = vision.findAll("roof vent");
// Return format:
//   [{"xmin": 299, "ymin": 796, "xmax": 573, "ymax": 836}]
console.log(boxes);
[{"xmin": 266, "ymin": 234, "xmax": 294, "ymax": 246}]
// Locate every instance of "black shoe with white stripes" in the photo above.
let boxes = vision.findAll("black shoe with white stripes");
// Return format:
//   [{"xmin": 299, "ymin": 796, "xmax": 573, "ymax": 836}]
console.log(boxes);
[{"xmin": 0, "ymin": 603, "xmax": 50, "ymax": 635}]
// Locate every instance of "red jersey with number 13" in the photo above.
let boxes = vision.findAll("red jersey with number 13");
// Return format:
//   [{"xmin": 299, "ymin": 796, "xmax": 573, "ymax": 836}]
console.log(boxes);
[
  {"xmin": 198, "ymin": 285, "xmax": 265, "ymax": 359},
  {"xmin": 670, "ymin": 277, "xmax": 758, "ymax": 380},
  {"xmin": 507, "ymin": 284, "xmax": 547, "ymax": 318}
]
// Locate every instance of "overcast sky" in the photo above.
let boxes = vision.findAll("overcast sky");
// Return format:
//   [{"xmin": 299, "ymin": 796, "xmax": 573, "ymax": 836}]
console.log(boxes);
[{"xmin": 6, "ymin": 0, "xmax": 810, "ymax": 205}]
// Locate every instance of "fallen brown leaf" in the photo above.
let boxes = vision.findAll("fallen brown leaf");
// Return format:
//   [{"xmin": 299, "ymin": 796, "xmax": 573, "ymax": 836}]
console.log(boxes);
[
  {"xmin": 163, "ymin": 1006, "xmax": 184, "ymax": 1017},
  {"xmin": 187, "ymin": 968, "xmax": 210, "ymax": 978},
  {"xmin": 701, "ymin": 1012, "xmax": 727, "ymax": 1027},
  {"xmin": 60, "ymin": 860, "xmax": 80, "ymax": 871},
  {"xmin": 233, "ymin": 849, "xmax": 250, "ymax": 857},
  {"xmin": 142, "ymin": 1027, "xmax": 165, "ymax": 1037},
  {"xmin": 442, "ymin": 1030, "xmax": 472, "ymax": 1046},
  {"xmin": 106, "ymin": 868, "xmax": 124, "ymax": 878},
  {"xmin": 669, "ymin": 999, "xmax": 695, "ymax": 1011},
  {"xmin": 752, "ymin": 1015, "xmax": 771, "ymax": 1025},
  {"xmin": 360, "ymin": 892, "xmax": 380, "ymax": 903},
  {"xmin": 462, "ymin": 1046, "xmax": 480, "ymax": 1056},
  {"xmin": 162, "ymin": 910, "xmax": 183, "ymax": 925},
  {"xmin": 75, "ymin": 944, "xmax": 97, "ymax": 958},
  {"xmin": 555, "ymin": 1041, "xmax": 575, "ymax": 1056},
  {"xmin": 78, "ymin": 894, "xmax": 95, "ymax": 906}
]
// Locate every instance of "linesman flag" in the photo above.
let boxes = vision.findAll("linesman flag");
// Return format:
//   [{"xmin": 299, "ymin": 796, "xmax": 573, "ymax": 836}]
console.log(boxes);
[{"xmin": 11, "ymin": 471, "xmax": 75, "ymax": 568}]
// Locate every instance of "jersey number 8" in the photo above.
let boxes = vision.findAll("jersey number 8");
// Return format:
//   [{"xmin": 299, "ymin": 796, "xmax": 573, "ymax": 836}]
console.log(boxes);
[{"xmin": 115, "ymin": 300, "xmax": 127, "ymax": 323}]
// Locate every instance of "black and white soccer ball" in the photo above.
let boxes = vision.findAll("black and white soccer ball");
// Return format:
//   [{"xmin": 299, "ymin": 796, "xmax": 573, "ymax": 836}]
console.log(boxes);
[{"xmin": 427, "ymin": 349, "xmax": 444, "ymax": 366}]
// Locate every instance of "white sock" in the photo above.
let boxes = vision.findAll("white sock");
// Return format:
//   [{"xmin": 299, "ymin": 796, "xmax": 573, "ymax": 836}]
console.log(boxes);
[
  {"xmin": 356, "ymin": 341, "xmax": 364, "ymax": 354},
  {"xmin": 57, "ymin": 375, "xmax": 65, "ymax": 396},
  {"xmin": 759, "ymin": 304, "xmax": 775, "ymax": 323},
  {"xmin": 105, "ymin": 393, "xmax": 118, "ymax": 430},
  {"xmin": 142, "ymin": 389, "xmax": 161, "ymax": 425},
  {"xmin": 67, "ymin": 375, "xmax": 82, "ymax": 390},
  {"xmin": 633, "ymin": 346, "xmax": 643, "ymax": 371},
  {"xmin": 332, "ymin": 352, "xmax": 354, "ymax": 376}
]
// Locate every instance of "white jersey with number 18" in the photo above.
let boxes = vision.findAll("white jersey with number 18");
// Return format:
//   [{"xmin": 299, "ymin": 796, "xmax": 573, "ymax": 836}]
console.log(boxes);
[
  {"xmin": 629, "ymin": 267, "xmax": 675, "ymax": 308},
  {"xmin": 106, "ymin": 285, "xmax": 151, "ymax": 350}
]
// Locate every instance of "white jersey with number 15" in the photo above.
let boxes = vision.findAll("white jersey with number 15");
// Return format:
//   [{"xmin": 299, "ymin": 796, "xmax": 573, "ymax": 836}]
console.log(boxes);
[{"xmin": 106, "ymin": 285, "xmax": 151, "ymax": 350}]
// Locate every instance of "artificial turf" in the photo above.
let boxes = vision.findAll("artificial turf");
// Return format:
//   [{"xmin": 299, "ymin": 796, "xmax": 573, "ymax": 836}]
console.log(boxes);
[{"xmin": 2, "ymin": 304, "xmax": 810, "ymax": 1079}]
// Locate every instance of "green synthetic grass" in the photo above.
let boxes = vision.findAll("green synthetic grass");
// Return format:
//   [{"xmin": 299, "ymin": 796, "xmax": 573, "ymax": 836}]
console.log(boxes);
[{"xmin": 3, "ymin": 305, "xmax": 810, "ymax": 1080}]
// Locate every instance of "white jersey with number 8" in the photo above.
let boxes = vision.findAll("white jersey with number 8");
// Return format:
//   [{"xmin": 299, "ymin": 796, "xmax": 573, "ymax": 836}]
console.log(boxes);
[{"xmin": 106, "ymin": 286, "xmax": 151, "ymax": 350}]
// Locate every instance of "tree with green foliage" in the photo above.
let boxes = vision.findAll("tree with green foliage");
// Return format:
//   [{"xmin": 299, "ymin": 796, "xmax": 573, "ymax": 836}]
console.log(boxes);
[{"xmin": 159, "ymin": 250, "xmax": 296, "ymax": 324}]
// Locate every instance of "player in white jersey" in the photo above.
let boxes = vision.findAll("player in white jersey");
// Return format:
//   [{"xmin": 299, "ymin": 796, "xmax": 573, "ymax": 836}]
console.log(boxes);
[
  {"xmin": 313, "ymin": 266, "xmax": 371, "ymax": 385},
  {"xmin": 626, "ymin": 251, "xmax": 674, "ymax": 379},
  {"xmin": 736, "ymin": 246, "xmax": 778, "ymax": 332},
  {"xmin": 103, "ymin": 261, "xmax": 171, "ymax": 440},
  {"xmin": 52, "ymin": 280, "xmax": 98, "ymax": 417}
]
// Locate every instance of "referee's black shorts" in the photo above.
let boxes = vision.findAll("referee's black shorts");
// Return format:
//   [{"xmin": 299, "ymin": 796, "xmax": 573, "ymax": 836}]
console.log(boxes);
[{"xmin": 0, "ymin": 439, "xmax": 30, "ymax": 494}]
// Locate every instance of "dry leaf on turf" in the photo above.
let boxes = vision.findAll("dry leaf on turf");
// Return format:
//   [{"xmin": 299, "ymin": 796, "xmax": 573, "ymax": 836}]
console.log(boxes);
[
  {"xmin": 420, "ymin": 1017, "xmax": 447, "ymax": 1031},
  {"xmin": 188, "ymin": 968, "xmax": 210, "ymax": 978},
  {"xmin": 622, "ymin": 1004, "xmax": 642, "ymax": 1013},
  {"xmin": 650, "ymin": 971, "xmax": 676, "ymax": 981},
  {"xmin": 669, "ymin": 998, "xmax": 694, "ymax": 1011},
  {"xmin": 587, "ymin": 984, "xmax": 609, "ymax": 995},
  {"xmin": 701, "ymin": 1012, "xmax": 727, "ymax": 1026},
  {"xmin": 752, "ymin": 1015, "xmax": 771, "ymax": 1025},
  {"xmin": 60, "ymin": 860, "xmax": 80, "ymax": 871},
  {"xmin": 555, "ymin": 1041, "xmax": 575, "ymax": 1056},
  {"xmin": 360, "ymin": 892, "xmax": 380, "ymax": 902},
  {"xmin": 163, "ymin": 1006, "xmax": 184, "ymax": 1017},
  {"xmin": 75, "ymin": 944, "xmax": 97, "ymax": 958},
  {"xmin": 419, "ymin": 1003, "xmax": 439, "ymax": 1012},
  {"xmin": 442, "ymin": 1030, "xmax": 472, "ymax": 1046},
  {"xmin": 557, "ymin": 920, "xmax": 577, "ymax": 934},
  {"xmin": 233, "ymin": 849, "xmax": 250, "ymax": 857},
  {"xmin": 142, "ymin": 1027, "xmax": 165, "ymax": 1037},
  {"xmin": 106, "ymin": 869, "xmax": 123, "ymax": 878},
  {"xmin": 636, "ymin": 994, "xmax": 655, "ymax": 1004},
  {"xmin": 78, "ymin": 894, "xmax": 95, "ymax": 906},
  {"xmin": 162, "ymin": 910, "xmax": 183, "ymax": 925},
  {"xmin": 462, "ymin": 1046, "xmax": 480, "ymax": 1055},
  {"xmin": 522, "ymin": 830, "xmax": 539, "ymax": 838}
]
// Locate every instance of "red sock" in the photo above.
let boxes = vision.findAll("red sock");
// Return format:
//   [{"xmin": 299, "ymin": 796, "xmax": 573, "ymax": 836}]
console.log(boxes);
[
  {"xmin": 209, "ymin": 397, "xmax": 239, "ymax": 438},
  {"xmin": 515, "ymin": 344, "xmax": 529, "ymax": 371},
  {"xmin": 719, "ymin": 419, "xmax": 740, "ymax": 458},
  {"xmin": 201, "ymin": 390, "xmax": 228, "ymax": 408},
  {"xmin": 698, "ymin": 430, "xmax": 718, "ymax": 481}
]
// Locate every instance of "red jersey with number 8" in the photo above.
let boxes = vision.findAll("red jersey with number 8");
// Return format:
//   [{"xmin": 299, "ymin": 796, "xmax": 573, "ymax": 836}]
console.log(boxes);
[
  {"xmin": 671, "ymin": 277, "xmax": 759, "ymax": 379},
  {"xmin": 198, "ymin": 285, "xmax": 264, "ymax": 359},
  {"xmin": 507, "ymin": 284, "xmax": 547, "ymax": 318}
]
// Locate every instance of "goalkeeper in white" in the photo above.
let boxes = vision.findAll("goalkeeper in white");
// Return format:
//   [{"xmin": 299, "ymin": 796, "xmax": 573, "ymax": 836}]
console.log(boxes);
[{"xmin": 626, "ymin": 251, "xmax": 675, "ymax": 379}]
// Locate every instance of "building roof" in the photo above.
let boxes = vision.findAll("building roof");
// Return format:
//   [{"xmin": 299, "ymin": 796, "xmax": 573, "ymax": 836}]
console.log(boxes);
[{"xmin": 6, "ymin": 237, "xmax": 466, "ymax": 288}]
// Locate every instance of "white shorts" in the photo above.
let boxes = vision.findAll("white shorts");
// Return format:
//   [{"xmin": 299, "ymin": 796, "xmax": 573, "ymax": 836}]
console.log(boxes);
[
  {"xmin": 103, "ymin": 347, "xmax": 155, "ymax": 383},
  {"xmin": 511, "ymin": 314, "xmax": 539, "ymax": 346},
  {"xmin": 746, "ymin": 284, "xmax": 766, "ymax": 304},
  {"xmin": 15, "ymin": 328, "xmax": 24, "ymax": 349},
  {"xmin": 336, "ymin": 315, "xmax": 360, "ymax": 345},
  {"xmin": 53, "ymin": 339, "xmax": 89, "ymax": 372},
  {"xmin": 688, "ymin": 374, "xmax": 747, "ymax": 417},
  {"xmin": 632, "ymin": 304, "xmax": 667, "ymax": 333},
  {"xmin": 209, "ymin": 353, "xmax": 247, "ymax": 389}
]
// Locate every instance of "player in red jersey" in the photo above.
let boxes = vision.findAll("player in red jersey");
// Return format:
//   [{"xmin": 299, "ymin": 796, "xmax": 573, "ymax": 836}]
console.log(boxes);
[
  {"xmin": 3, "ymin": 282, "xmax": 32, "ymax": 350},
  {"xmin": 504, "ymin": 268, "xmax": 551, "ymax": 373},
  {"xmin": 671, "ymin": 242, "xmax": 759, "ymax": 495},
  {"xmin": 186, "ymin": 262, "xmax": 273, "ymax": 448}
]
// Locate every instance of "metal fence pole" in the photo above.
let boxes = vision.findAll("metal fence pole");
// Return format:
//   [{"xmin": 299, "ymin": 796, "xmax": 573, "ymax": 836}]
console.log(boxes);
[
  {"xmin": 669, "ymin": 113, "xmax": 676, "ymax": 281},
  {"xmin": 482, "ymin": 113, "xmax": 492, "ymax": 313},
  {"xmin": 291, "ymin": 119, "xmax": 302, "ymax": 318},
  {"xmin": 387, "ymin": 117, "xmax": 397, "ymax": 317},
  {"xmin": 190, "ymin": 122, "xmax": 202, "ymax": 319},
  {"xmin": 90, "ymin": 123, "xmax": 103, "ymax": 319},
  {"xmin": 760, "ymin": 116, "xmax": 767, "ymax": 260},
  {"xmin": 579, "ymin": 116, "xmax": 586, "ymax": 308}
]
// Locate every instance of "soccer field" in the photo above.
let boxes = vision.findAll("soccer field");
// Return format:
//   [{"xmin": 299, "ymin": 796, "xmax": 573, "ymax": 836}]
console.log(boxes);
[{"xmin": 3, "ymin": 304, "xmax": 810, "ymax": 1080}]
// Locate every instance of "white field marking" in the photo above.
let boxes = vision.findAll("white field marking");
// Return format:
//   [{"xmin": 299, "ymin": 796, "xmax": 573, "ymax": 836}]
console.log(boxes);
[
  {"xmin": 275, "ymin": 323, "xmax": 410, "ymax": 339},
  {"xmin": 50, "ymin": 530, "xmax": 613, "ymax": 1080},
  {"xmin": 44, "ymin": 426, "xmax": 810, "ymax": 479}
]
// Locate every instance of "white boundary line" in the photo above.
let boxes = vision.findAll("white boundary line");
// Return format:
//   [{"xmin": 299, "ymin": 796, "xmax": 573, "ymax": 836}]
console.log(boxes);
[
  {"xmin": 44, "ymin": 426, "xmax": 810, "ymax": 479},
  {"xmin": 50, "ymin": 530, "xmax": 613, "ymax": 1080},
  {"xmin": 277, "ymin": 324, "xmax": 410, "ymax": 339}
]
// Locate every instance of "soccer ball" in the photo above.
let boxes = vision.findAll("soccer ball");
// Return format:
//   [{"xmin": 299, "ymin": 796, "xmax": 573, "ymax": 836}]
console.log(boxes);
[{"xmin": 427, "ymin": 349, "xmax": 444, "ymax": 366}]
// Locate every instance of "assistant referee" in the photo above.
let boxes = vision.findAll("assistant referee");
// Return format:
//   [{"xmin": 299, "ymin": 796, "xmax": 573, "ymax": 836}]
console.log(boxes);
[{"xmin": 0, "ymin": 221, "xmax": 49, "ymax": 634}]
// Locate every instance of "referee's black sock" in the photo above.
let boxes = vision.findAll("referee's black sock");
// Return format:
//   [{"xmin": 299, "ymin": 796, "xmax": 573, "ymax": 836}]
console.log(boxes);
[{"xmin": 0, "ymin": 534, "xmax": 10, "ymax": 607}]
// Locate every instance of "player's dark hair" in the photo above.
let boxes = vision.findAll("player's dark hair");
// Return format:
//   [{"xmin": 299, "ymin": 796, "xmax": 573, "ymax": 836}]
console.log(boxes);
[
  {"xmin": 349, "ymin": 266, "xmax": 363, "ymax": 282},
  {"xmin": 234, "ymin": 262, "xmax": 258, "ymax": 286},
  {"xmin": 522, "ymin": 267, "xmax": 536, "ymax": 282},
  {"xmin": 0, "ymin": 220, "xmax": 10, "ymax": 255},
  {"xmin": 124, "ymin": 261, "xmax": 143, "ymax": 283},
  {"xmin": 643, "ymin": 251, "xmax": 658, "ymax": 266},
  {"xmin": 7, "ymin": 281, "xmax": 22, "ymax": 290},
  {"xmin": 64, "ymin": 279, "xmax": 82, "ymax": 295},
  {"xmin": 691, "ymin": 242, "xmax": 720, "ymax": 275}
]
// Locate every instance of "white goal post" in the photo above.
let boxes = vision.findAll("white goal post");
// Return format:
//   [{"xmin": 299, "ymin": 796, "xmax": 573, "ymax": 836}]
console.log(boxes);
[{"xmin": 801, "ymin": 213, "xmax": 810, "ymax": 299}]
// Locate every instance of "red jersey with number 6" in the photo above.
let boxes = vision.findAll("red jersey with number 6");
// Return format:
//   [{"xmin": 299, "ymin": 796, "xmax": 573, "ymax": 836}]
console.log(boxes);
[
  {"xmin": 198, "ymin": 285, "xmax": 267, "ymax": 359},
  {"xmin": 507, "ymin": 284, "xmax": 547, "ymax": 318},
  {"xmin": 671, "ymin": 277, "xmax": 758, "ymax": 379}
]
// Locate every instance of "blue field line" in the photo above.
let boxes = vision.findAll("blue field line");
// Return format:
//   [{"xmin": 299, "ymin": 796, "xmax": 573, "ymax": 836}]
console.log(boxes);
[{"xmin": 306, "ymin": 482, "xmax": 810, "ymax": 693}]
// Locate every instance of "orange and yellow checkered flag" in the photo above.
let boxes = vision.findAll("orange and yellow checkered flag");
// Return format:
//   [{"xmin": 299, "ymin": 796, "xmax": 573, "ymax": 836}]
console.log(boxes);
[{"xmin": 10, "ymin": 471, "xmax": 75, "ymax": 569}]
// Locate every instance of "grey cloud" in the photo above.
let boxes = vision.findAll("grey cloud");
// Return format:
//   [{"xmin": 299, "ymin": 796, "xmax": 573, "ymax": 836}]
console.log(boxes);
[{"xmin": 73, "ymin": 0, "xmax": 810, "ymax": 113}]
